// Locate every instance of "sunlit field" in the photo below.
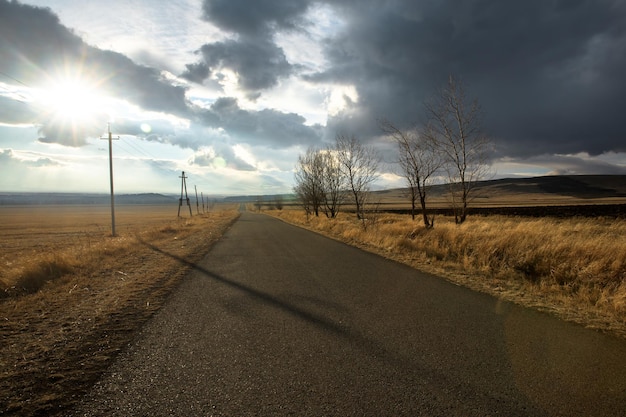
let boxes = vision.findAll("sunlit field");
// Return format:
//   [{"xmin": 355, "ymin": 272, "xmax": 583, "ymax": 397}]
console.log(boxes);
[
  {"xmin": 0, "ymin": 204, "xmax": 239, "ymax": 415},
  {"xmin": 268, "ymin": 208, "xmax": 626, "ymax": 338},
  {"xmin": 0, "ymin": 204, "xmax": 215, "ymax": 294}
]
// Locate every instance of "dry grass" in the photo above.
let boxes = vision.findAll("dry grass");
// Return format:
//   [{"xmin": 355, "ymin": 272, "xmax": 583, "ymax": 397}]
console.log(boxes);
[
  {"xmin": 0, "ymin": 204, "xmax": 239, "ymax": 416},
  {"xmin": 269, "ymin": 209, "xmax": 626, "ymax": 338},
  {"xmin": 0, "ymin": 205, "xmax": 228, "ymax": 295}
]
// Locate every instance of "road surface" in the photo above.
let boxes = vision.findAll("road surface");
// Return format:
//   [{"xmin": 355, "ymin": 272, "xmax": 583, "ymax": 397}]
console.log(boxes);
[{"xmin": 71, "ymin": 211, "xmax": 626, "ymax": 416}]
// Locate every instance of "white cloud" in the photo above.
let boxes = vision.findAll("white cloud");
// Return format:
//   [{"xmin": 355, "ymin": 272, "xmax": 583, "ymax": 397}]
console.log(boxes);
[
  {"xmin": 232, "ymin": 144, "xmax": 257, "ymax": 168},
  {"xmin": 327, "ymin": 85, "xmax": 359, "ymax": 117},
  {"xmin": 23, "ymin": 0, "xmax": 221, "ymax": 73},
  {"xmin": 254, "ymin": 77, "xmax": 328, "ymax": 126}
]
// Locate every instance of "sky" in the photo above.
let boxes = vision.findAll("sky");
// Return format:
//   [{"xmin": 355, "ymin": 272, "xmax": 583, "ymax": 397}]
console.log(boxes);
[{"xmin": 1, "ymin": 0, "xmax": 625, "ymax": 196}]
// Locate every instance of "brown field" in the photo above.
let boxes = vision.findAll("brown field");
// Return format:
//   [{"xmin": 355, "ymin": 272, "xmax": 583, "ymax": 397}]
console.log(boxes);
[
  {"xmin": 368, "ymin": 191, "xmax": 626, "ymax": 210},
  {"xmin": 0, "ymin": 204, "xmax": 240, "ymax": 416},
  {"xmin": 0, "ymin": 204, "xmax": 223, "ymax": 295},
  {"xmin": 267, "ymin": 208, "xmax": 626, "ymax": 340}
]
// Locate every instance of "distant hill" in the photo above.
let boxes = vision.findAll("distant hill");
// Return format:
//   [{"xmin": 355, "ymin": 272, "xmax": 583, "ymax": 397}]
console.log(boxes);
[
  {"xmin": 0, "ymin": 193, "xmax": 177, "ymax": 205},
  {"xmin": 375, "ymin": 175, "xmax": 626, "ymax": 201},
  {"xmin": 222, "ymin": 194, "xmax": 295, "ymax": 203},
  {"xmin": 470, "ymin": 175, "xmax": 626, "ymax": 199},
  {"xmin": 369, "ymin": 175, "xmax": 626, "ymax": 218},
  {"xmin": 1, "ymin": 175, "xmax": 624, "ymax": 206}
]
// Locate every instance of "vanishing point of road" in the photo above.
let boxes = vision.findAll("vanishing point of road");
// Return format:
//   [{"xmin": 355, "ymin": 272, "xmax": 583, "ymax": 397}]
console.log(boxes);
[{"xmin": 71, "ymin": 211, "xmax": 626, "ymax": 416}]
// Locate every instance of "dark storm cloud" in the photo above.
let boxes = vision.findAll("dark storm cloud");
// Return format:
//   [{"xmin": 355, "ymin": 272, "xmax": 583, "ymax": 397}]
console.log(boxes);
[
  {"xmin": 183, "ymin": 0, "xmax": 313, "ymax": 97},
  {"xmin": 201, "ymin": 0, "xmax": 310, "ymax": 36},
  {"xmin": 0, "ymin": 0, "xmax": 189, "ymax": 144},
  {"xmin": 182, "ymin": 62, "xmax": 211, "ymax": 84},
  {"xmin": 183, "ymin": 37, "xmax": 293, "ymax": 95},
  {"xmin": 518, "ymin": 154, "xmax": 626, "ymax": 176},
  {"xmin": 195, "ymin": 0, "xmax": 626, "ymax": 164},
  {"xmin": 311, "ymin": 0, "xmax": 626, "ymax": 160},
  {"xmin": 95, "ymin": 50, "xmax": 189, "ymax": 116},
  {"xmin": 196, "ymin": 97, "xmax": 323, "ymax": 148},
  {"xmin": 0, "ymin": 1, "xmax": 83, "ymax": 81}
]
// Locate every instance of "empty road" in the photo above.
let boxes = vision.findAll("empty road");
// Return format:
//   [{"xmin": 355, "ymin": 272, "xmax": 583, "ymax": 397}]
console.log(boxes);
[{"xmin": 71, "ymin": 211, "xmax": 626, "ymax": 416}]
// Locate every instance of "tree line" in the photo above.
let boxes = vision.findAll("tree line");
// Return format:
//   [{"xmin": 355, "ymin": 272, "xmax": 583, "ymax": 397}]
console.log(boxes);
[
  {"xmin": 294, "ymin": 76, "xmax": 493, "ymax": 227},
  {"xmin": 294, "ymin": 134, "xmax": 379, "ymax": 222}
]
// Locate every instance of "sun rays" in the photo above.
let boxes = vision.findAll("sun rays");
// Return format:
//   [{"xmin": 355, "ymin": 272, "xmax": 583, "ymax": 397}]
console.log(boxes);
[{"xmin": 34, "ymin": 63, "xmax": 117, "ymax": 146}]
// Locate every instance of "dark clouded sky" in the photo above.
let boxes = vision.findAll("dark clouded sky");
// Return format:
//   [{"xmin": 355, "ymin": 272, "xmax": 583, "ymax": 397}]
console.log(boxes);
[{"xmin": 0, "ymin": 0, "xmax": 624, "ymax": 194}]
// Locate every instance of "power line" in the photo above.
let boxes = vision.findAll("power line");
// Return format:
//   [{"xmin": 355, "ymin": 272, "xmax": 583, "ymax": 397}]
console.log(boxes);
[
  {"xmin": 121, "ymin": 136, "xmax": 159, "ymax": 160},
  {"xmin": 108, "ymin": 135, "xmax": 161, "ymax": 162},
  {"xmin": 113, "ymin": 140, "xmax": 146, "ymax": 161},
  {"xmin": 0, "ymin": 70, "xmax": 30, "ymax": 87},
  {"xmin": 0, "ymin": 71, "xmax": 35, "ymax": 103}
]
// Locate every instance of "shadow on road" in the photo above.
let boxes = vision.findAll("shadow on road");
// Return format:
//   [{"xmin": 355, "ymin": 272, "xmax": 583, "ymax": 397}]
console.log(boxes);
[
  {"xmin": 138, "ymin": 237, "xmax": 399, "ymax": 361},
  {"xmin": 134, "ymin": 237, "xmax": 510, "ymax": 407}
]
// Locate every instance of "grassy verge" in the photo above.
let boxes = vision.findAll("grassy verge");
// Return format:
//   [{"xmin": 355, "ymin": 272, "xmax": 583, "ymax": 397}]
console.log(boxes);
[
  {"xmin": 268, "ymin": 209, "xmax": 626, "ymax": 339},
  {"xmin": 0, "ymin": 208, "xmax": 240, "ymax": 416}
]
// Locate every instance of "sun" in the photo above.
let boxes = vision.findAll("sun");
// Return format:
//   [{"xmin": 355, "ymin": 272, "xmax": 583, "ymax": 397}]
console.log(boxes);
[
  {"xmin": 33, "ymin": 67, "xmax": 116, "ymax": 146},
  {"xmin": 33, "ymin": 68, "xmax": 116, "ymax": 146},
  {"xmin": 41, "ymin": 76, "xmax": 105, "ymax": 123}
]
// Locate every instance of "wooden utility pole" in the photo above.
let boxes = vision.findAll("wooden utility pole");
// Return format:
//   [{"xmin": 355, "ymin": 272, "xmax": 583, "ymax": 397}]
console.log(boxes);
[
  {"xmin": 178, "ymin": 171, "xmax": 193, "ymax": 217},
  {"xmin": 194, "ymin": 185, "xmax": 200, "ymax": 214},
  {"xmin": 101, "ymin": 124, "xmax": 119, "ymax": 236}
]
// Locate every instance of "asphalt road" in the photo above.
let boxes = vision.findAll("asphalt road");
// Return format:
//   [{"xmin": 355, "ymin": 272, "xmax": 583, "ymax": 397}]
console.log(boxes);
[{"xmin": 71, "ymin": 211, "xmax": 626, "ymax": 416}]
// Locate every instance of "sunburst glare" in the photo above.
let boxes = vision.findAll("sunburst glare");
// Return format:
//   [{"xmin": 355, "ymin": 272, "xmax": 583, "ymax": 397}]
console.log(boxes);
[
  {"xmin": 39, "ymin": 72, "xmax": 109, "ymax": 123},
  {"xmin": 32, "ymin": 65, "xmax": 118, "ymax": 146}
]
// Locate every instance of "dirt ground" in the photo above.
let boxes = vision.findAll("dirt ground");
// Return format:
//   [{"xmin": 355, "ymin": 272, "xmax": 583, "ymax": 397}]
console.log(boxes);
[{"xmin": 0, "ymin": 205, "xmax": 240, "ymax": 416}]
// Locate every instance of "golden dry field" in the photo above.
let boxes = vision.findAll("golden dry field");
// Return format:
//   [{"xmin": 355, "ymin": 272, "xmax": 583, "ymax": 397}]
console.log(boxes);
[
  {"xmin": 371, "ymin": 187, "xmax": 626, "ymax": 209},
  {"xmin": 0, "ymin": 204, "xmax": 221, "ymax": 294},
  {"xmin": 0, "ymin": 204, "xmax": 239, "ymax": 416}
]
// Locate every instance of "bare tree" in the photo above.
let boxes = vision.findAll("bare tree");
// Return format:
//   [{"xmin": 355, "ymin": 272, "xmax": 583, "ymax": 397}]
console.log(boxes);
[
  {"xmin": 274, "ymin": 195, "xmax": 284, "ymax": 210},
  {"xmin": 423, "ymin": 75, "xmax": 492, "ymax": 224},
  {"xmin": 293, "ymin": 146, "xmax": 344, "ymax": 218},
  {"xmin": 293, "ymin": 181, "xmax": 313, "ymax": 217},
  {"xmin": 319, "ymin": 148, "xmax": 344, "ymax": 218},
  {"xmin": 335, "ymin": 134, "xmax": 380, "ymax": 220},
  {"xmin": 294, "ymin": 147, "xmax": 325, "ymax": 217},
  {"xmin": 380, "ymin": 119, "xmax": 441, "ymax": 228}
]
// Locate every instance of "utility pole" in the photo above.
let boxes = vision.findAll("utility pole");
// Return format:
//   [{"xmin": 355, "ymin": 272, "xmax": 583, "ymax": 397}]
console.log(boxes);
[
  {"xmin": 178, "ymin": 171, "xmax": 193, "ymax": 217},
  {"xmin": 194, "ymin": 185, "xmax": 200, "ymax": 214},
  {"xmin": 101, "ymin": 124, "xmax": 119, "ymax": 236}
]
